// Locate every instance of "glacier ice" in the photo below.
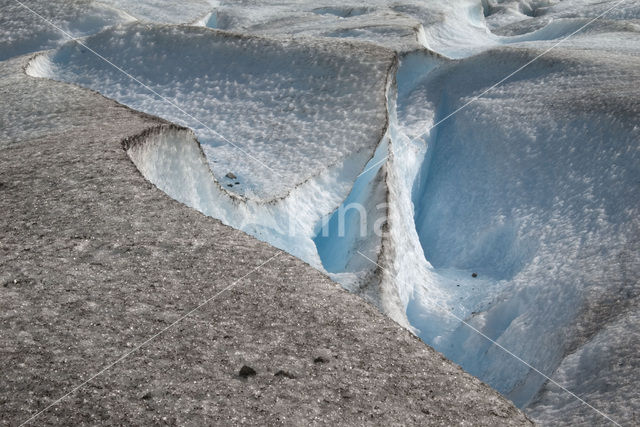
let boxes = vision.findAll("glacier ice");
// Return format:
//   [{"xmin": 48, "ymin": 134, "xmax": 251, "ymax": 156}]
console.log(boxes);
[
  {"xmin": 17, "ymin": 0, "xmax": 640, "ymax": 424},
  {"xmin": 0, "ymin": 0, "xmax": 136, "ymax": 61},
  {"xmin": 407, "ymin": 46, "xmax": 640, "ymax": 408},
  {"xmin": 26, "ymin": 24, "xmax": 394, "ymax": 201}
]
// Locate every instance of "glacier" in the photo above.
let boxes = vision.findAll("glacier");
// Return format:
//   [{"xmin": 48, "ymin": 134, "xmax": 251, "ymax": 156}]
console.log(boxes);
[{"xmin": 9, "ymin": 0, "xmax": 640, "ymax": 424}]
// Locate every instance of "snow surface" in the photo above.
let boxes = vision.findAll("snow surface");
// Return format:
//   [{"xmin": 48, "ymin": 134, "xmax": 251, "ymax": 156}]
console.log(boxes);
[
  {"xmin": 28, "ymin": 24, "xmax": 394, "ymax": 200},
  {"xmin": 406, "ymin": 47, "xmax": 640, "ymax": 410},
  {"xmin": 0, "ymin": 0, "xmax": 135, "ymax": 61},
  {"xmin": 483, "ymin": 0, "xmax": 640, "ymax": 33},
  {"xmin": 14, "ymin": 0, "xmax": 640, "ymax": 425}
]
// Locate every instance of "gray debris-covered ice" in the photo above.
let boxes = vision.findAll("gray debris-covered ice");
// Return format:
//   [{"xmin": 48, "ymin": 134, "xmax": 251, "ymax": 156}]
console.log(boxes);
[{"xmin": 3, "ymin": 0, "xmax": 640, "ymax": 425}]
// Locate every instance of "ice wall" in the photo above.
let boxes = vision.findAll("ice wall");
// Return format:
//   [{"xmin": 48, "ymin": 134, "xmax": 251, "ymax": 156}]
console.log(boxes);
[{"xmin": 405, "ymin": 47, "xmax": 640, "ymax": 410}]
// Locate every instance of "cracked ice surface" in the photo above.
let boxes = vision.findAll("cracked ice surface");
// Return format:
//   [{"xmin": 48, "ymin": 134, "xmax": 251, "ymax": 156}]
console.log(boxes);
[{"xmin": 11, "ymin": 0, "xmax": 640, "ymax": 424}]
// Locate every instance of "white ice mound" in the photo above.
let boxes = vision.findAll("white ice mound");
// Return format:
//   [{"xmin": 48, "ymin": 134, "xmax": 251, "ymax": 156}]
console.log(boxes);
[
  {"xmin": 27, "ymin": 23, "xmax": 395, "ymax": 201},
  {"xmin": 402, "ymin": 46, "xmax": 640, "ymax": 413}
]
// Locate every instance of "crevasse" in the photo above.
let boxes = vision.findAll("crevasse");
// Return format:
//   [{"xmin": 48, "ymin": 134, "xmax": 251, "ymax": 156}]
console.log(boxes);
[{"xmin": 24, "ymin": 8, "xmax": 640, "ymax": 420}]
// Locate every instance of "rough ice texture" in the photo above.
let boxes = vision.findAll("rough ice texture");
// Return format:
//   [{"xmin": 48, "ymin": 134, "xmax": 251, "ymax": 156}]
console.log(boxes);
[
  {"xmin": 7, "ymin": 0, "xmax": 640, "ymax": 425},
  {"xmin": 482, "ymin": 0, "xmax": 640, "ymax": 33},
  {"xmin": 192, "ymin": 0, "xmax": 501, "ymax": 56},
  {"xmin": 0, "ymin": 53, "xmax": 532, "ymax": 426},
  {"xmin": 29, "ymin": 23, "xmax": 395, "ymax": 201},
  {"xmin": 0, "ymin": 0, "xmax": 136, "ymax": 61},
  {"xmin": 402, "ymin": 46, "xmax": 640, "ymax": 422},
  {"xmin": 198, "ymin": 2, "xmax": 426, "ymax": 52},
  {"xmin": 100, "ymin": 0, "xmax": 219, "ymax": 24},
  {"xmin": 527, "ymin": 309, "xmax": 640, "ymax": 426}
]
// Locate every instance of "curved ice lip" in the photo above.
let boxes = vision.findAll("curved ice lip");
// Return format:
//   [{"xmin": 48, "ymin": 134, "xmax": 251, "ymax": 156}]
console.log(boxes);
[
  {"xmin": 121, "ymin": 124, "xmax": 381, "ymax": 272},
  {"xmin": 23, "ymin": 23, "xmax": 406, "ymax": 324}
]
